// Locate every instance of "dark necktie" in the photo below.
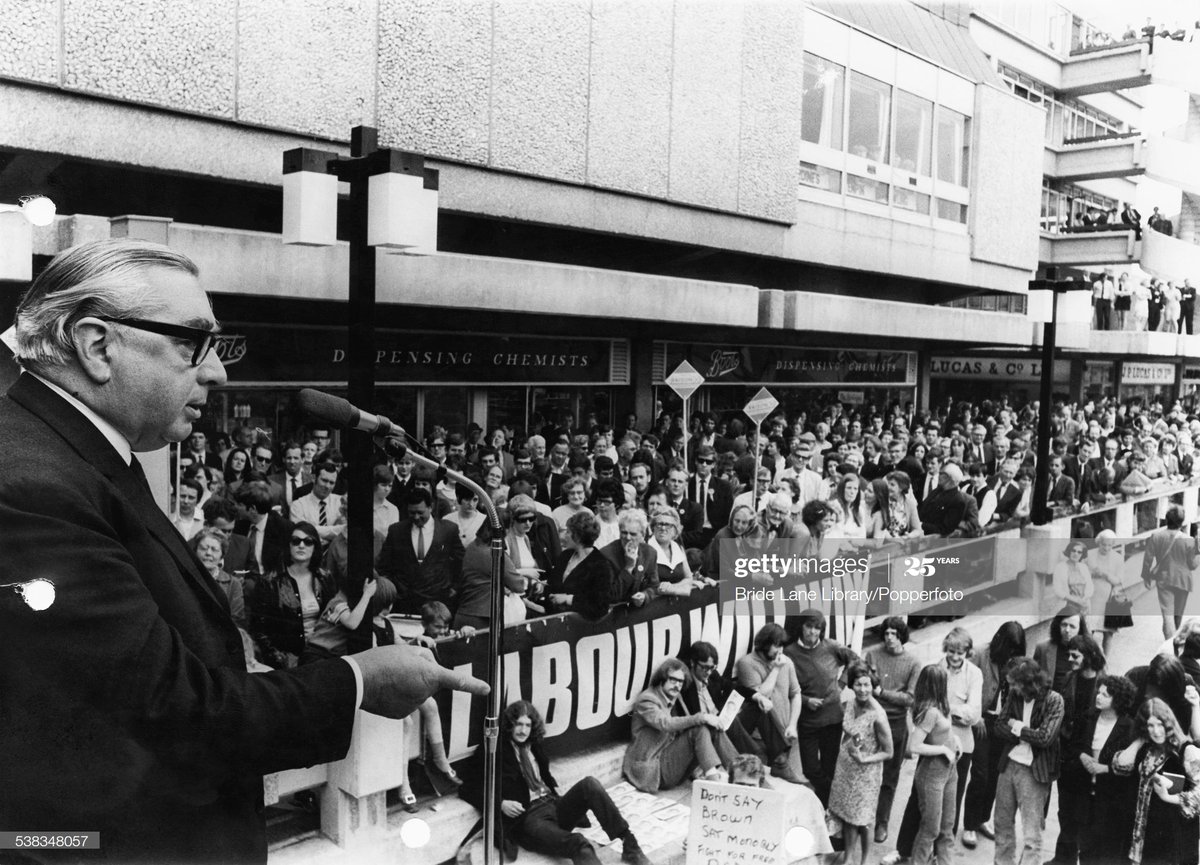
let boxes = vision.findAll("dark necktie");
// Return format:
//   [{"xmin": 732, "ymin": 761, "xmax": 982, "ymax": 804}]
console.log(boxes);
[
  {"xmin": 247, "ymin": 525, "xmax": 261, "ymax": 572},
  {"xmin": 416, "ymin": 527, "xmax": 426, "ymax": 562},
  {"xmin": 318, "ymin": 498, "xmax": 328, "ymax": 526},
  {"xmin": 129, "ymin": 455, "xmax": 150, "ymax": 491},
  {"xmin": 291, "ymin": 478, "xmax": 300, "ymax": 502}
]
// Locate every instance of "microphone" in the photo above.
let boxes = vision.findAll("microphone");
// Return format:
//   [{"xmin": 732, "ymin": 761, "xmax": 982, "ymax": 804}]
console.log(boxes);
[{"xmin": 297, "ymin": 388, "xmax": 399, "ymax": 436}]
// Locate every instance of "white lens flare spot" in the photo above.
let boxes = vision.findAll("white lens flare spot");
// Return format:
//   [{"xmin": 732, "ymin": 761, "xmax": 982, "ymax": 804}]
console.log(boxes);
[
  {"xmin": 20, "ymin": 195, "xmax": 56, "ymax": 227},
  {"xmin": 399, "ymin": 817, "xmax": 430, "ymax": 848},
  {"xmin": 16, "ymin": 579, "xmax": 55, "ymax": 611},
  {"xmin": 784, "ymin": 825, "xmax": 814, "ymax": 858}
]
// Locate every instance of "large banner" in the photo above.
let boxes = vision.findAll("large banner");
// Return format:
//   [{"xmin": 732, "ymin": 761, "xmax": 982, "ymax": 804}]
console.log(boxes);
[{"xmin": 435, "ymin": 580, "xmax": 869, "ymax": 759}]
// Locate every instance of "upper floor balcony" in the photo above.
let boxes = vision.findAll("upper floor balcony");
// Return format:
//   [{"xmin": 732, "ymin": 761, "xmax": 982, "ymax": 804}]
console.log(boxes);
[
  {"xmin": 1039, "ymin": 227, "xmax": 1139, "ymax": 267},
  {"xmin": 1061, "ymin": 37, "xmax": 1199, "ymax": 97}
]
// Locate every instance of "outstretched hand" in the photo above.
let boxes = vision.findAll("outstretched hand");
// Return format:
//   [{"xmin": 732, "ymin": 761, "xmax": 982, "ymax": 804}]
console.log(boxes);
[{"xmin": 352, "ymin": 644, "xmax": 489, "ymax": 719}]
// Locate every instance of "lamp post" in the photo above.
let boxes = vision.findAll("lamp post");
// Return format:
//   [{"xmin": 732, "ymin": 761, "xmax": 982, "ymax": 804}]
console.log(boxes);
[
  {"xmin": 1027, "ymin": 266, "xmax": 1092, "ymax": 525},
  {"xmin": 283, "ymin": 134, "xmax": 507, "ymax": 863}
]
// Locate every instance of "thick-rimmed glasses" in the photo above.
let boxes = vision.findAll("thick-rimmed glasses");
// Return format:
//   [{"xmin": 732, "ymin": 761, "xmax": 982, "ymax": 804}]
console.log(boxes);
[{"xmin": 103, "ymin": 317, "xmax": 218, "ymax": 366}]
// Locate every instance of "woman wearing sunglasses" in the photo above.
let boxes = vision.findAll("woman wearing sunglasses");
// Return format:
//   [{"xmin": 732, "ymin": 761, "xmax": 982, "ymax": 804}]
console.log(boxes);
[{"xmin": 250, "ymin": 521, "xmax": 337, "ymax": 669}]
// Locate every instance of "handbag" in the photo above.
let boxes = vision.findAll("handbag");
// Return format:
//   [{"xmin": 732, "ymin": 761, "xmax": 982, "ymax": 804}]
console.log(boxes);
[{"xmin": 1105, "ymin": 588, "xmax": 1133, "ymax": 630}]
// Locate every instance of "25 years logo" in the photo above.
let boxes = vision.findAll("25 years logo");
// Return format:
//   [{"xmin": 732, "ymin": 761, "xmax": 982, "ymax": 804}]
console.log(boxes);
[{"xmin": 903, "ymin": 557, "xmax": 936, "ymax": 578}]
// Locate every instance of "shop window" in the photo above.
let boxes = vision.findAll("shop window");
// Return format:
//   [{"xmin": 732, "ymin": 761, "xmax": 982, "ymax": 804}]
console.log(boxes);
[
  {"xmin": 377, "ymin": 389, "xmax": 419, "ymax": 437},
  {"xmin": 935, "ymin": 107, "xmax": 969, "ymax": 186},
  {"xmin": 893, "ymin": 91, "xmax": 933, "ymax": 176},
  {"xmin": 424, "ymin": 387, "xmax": 470, "ymax": 437},
  {"xmin": 799, "ymin": 161, "xmax": 841, "ymax": 193},
  {"xmin": 848, "ymin": 72, "xmax": 890, "ymax": 163},
  {"xmin": 847, "ymin": 175, "xmax": 888, "ymax": 204},
  {"xmin": 486, "ymin": 387, "xmax": 530, "ymax": 439},
  {"xmin": 801, "ymin": 54, "xmax": 844, "ymax": 150}
]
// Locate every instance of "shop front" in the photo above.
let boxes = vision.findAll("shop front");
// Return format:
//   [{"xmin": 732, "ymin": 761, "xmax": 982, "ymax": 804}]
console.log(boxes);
[
  {"xmin": 653, "ymin": 341, "xmax": 918, "ymax": 423},
  {"xmin": 928, "ymin": 355, "xmax": 1072, "ymax": 407},
  {"xmin": 1119, "ymin": 360, "xmax": 1178, "ymax": 408},
  {"xmin": 201, "ymin": 324, "xmax": 629, "ymax": 444}
]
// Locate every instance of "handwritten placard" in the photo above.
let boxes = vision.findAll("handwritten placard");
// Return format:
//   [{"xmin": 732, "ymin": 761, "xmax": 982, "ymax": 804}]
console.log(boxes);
[{"xmin": 687, "ymin": 780, "xmax": 786, "ymax": 865}]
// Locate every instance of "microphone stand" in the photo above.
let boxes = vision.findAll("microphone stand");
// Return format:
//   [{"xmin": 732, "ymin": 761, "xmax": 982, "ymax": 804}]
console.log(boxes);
[{"xmin": 379, "ymin": 436, "xmax": 506, "ymax": 864}]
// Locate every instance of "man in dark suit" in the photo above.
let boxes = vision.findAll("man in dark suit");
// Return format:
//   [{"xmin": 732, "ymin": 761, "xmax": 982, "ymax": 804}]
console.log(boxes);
[
  {"xmin": 535, "ymin": 439, "xmax": 571, "ymax": 507},
  {"xmin": 687, "ymin": 445, "xmax": 733, "ymax": 546},
  {"xmin": 0, "ymin": 239, "xmax": 485, "ymax": 864},
  {"xmin": 228, "ymin": 446, "xmax": 285, "ymax": 508},
  {"xmin": 1046, "ymin": 455, "xmax": 1077, "ymax": 511},
  {"xmin": 202, "ymin": 496, "xmax": 253, "ymax": 575},
  {"xmin": 233, "ymin": 478, "xmax": 294, "ymax": 582},
  {"xmin": 663, "ymin": 463, "xmax": 705, "ymax": 548},
  {"xmin": 269, "ymin": 441, "xmax": 310, "ymax": 510},
  {"xmin": 918, "ymin": 463, "xmax": 980, "ymax": 538},
  {"xmin": 377, "ymin": 487, "xmax": 466, "ymax": 613},
  {"xmin": 987, "ymin": 459, "xmax": 1023, "ymax": 525},
  {"xmin": 1080, "ymin": 437, "xmax": 1128, "ymax": 503}
]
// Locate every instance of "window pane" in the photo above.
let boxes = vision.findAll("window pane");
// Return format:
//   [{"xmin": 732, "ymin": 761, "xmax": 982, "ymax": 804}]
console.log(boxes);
[
  {"xmin": 936, "ymin": 107, "xmax": 968, "ymax": 185},
  {"xmin": 848, "ymin": 72, "xmax": 890, "ymax": 162},
  {"xmin": 893, "ymin": 90, "xmax": 933, "ymax": 175},
  {"xmin": 936, "ymin": 199, "xmax": 967, "ymax": 223},
  {"xmin": 801, "ymin": 54, "xmax": 844, "ymax": 150},
  {"xmin": 893, "ymin": 187, "xmax": 931, "ymax": 214},
  {"xmin": 847, "ymin": 175, "xmax": 888, "ymax": 204},
  {"xmin": 799, "ymin": 161, "xmax": 842, "ymax": 193}
]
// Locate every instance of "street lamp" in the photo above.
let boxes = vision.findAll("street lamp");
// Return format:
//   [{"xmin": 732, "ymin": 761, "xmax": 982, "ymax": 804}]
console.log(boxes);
[
  {"xmin": 1027, "ymin": 266, "xmax": 1092, "ymax": 525},
  {"xmin": 284, "ymin": 134, "xmax": 510, "ymax": 864}
]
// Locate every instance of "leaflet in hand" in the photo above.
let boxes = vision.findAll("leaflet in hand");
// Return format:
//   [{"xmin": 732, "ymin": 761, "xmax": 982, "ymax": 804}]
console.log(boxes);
[{"xmin": 717, "ymin": 691, "xmax": 744, "ymax": 730}]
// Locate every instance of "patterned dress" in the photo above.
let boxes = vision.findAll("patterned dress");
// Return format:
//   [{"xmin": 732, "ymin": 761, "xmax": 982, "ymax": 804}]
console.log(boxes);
[{"xmin": 827, "ymin": 698, "xmax": 886, "ymax": 827}]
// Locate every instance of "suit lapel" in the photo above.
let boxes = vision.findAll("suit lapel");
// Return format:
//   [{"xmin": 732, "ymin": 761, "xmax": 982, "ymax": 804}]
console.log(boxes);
[{"xmin": 8, "ymin": 375, "xmax": 231, "ymax": 613}]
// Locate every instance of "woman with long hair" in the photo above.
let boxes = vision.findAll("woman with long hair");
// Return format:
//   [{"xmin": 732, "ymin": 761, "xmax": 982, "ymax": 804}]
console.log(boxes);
[
  {"xmin": 223, "ymin": 447, "xmax": 250, "ymax": 485},
  {"xmin": 1113, "ymin": 698, "xmax": 1200, "ymax": 865},
  {"xmin": 249, "ymin": 521, "xmax": 336, "ymax": 669},
  {"xmin": 863, "ymin": 477, "xmax": 889, "ymax": 539},
  {"xmin": 871, "ymin": 471, "xmax": 923, "ymax": 540},
  {"xmin": 830, "ymin": 473, "xmax": 866, "ymax": 538},
  {"xmin": 907, "ymin": 665, "xmax": 960, "ymax": 865},
  {"xmin": 962, "ymin": 621, "xmax": 1027, "ymax": 847},
  {"xmin": 1052, "ymin": 539, "xmax": 1094, "ymax": 617},
  {"xmin": 1034, "ymin": 607, "xmax": 1089, "ymax": 695}
]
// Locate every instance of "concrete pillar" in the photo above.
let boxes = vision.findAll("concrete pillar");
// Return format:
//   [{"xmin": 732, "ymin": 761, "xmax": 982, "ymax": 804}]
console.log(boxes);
[{"xmin": 632, "ymin": 337, "xmax": 656, "ymax": 432}]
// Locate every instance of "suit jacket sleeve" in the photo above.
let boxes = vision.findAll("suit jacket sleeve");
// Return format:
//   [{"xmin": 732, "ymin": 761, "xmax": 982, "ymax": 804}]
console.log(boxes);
[{"xmin": 0, "ymin": 464, "xmax": 357, "ymax": 821}]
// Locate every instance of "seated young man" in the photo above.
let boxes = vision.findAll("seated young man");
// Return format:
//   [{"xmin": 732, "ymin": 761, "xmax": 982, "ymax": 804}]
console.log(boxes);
[{"xmin": 463, "ymin": 700, "xmax": 651, "ymax": 865}]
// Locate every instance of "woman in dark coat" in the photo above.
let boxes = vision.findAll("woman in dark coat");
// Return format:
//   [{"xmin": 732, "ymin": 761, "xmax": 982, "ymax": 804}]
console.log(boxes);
[
  {"xmin": 250, "ymin": 521, "xmax": 337, "ymax": 669},
  {"xmin": 1071, "ymin": 675, "xmax": 1138, "ymax": 865},
  {"xmin": 545, "ymin": 511, "xmax": 618, "ymax": 620}
]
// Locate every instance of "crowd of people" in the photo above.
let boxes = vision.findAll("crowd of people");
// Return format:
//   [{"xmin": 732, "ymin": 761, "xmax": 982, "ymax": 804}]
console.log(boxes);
[
  {"xmin": 164, "ymin": 391, "xmax": 1200, "ymax": 856},
  {"xmin": 1089, "ymin": 269, "xmax": 1195, "ymax": 333}
]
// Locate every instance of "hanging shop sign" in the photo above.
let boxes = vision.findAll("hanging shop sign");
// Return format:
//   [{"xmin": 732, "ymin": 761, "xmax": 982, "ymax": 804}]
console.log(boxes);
[
  {"xmin": 657, "ymin": 343, "xmax": 917, "ymax": 387},
  {"xmin": 213, "ymin": 324, "xmax": 625, "ymax": 385}
]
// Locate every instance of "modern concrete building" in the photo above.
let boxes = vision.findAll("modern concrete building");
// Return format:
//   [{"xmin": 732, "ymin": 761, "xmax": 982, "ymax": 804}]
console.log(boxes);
[{"xmin": 0, "ymin": 0, "xmax": 1193, "ymax": 440}]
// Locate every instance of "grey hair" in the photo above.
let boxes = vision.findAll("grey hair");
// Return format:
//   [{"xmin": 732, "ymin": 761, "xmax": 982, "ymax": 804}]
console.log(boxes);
[
  {"xmin": 15, "ymin": 239, "xmax": 199, "ymax": 369},
  {"xmin": 617, "ymin": 508, "xmax": 649, "ymax": 534}
]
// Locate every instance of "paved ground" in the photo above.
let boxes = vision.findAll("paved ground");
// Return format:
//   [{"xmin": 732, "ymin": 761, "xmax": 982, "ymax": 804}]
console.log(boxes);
[{"xmin": 864, "ymin": 582, "xmax": 1169, "ymax": 865}]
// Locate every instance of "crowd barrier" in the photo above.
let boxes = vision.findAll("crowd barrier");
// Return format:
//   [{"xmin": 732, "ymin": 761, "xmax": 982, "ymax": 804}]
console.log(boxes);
[{"xmin": 262, "ymin": 478, "xmax": 1200, "ymax": 854}]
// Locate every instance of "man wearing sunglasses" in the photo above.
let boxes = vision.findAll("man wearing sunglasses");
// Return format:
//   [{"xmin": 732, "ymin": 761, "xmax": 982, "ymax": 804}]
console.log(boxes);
[{"xmin": 0, "ymin": 239, "xmax": 488, "ymax": 864}]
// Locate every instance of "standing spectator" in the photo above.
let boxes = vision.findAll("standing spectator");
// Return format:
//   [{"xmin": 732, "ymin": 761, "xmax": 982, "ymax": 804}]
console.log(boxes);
[
  {"xmin": 250, "ymin": 522, "xmax": 336, "ymax": 669},
  {"xmin": 865, "ymin": 616, "xmax": 921, "ymax": 843},
  {"xmin": 872, "ymin": 471, "xmax": 923, "ymax": 539},
  {"xmin": 545, "ymin": 512, "xmax": 618, "ymax": 620},
  {"xmin": 600, "ymin": 509, "xmax": 658, "ymax": 606},
  {"xmin": 784, "ymin": 609, "xmax": 859, "ymax": 805},
  {"xmin": 1050, "ymin": 633, "xmax": 1107, "ymax": 864},
  {"xmin": 1141, "ymin": 505, "xmax": 1198, "ymax": 638},
  {"xmin": 992, "ymin": 658, "xmax": 1065, "ymax": 865},
  {"xmin": 376, "ymin": 487, "xmax": 466, "ymax": 613},
  {"xmin": 1132, "ymin": 278, "xmax": 1152, "ymax": 331},
  {"xmin": 1161, "ymin": 281, "xmax": 1182, "ymax": 333},
  {"xmin": 1112, "ymin": 698, "xmax": 1200, "ymax": 865},
  {"xmin": 1072, "ymin": 675, "xmax": 1138, "ymax": 865},
  {"xmin": 171, "ymin": 477, "xmax": 205, "ymax": 541},
  {"xmin": 1181, "ymin": 278, "xmax": 1197, "ymax": 335},
  {"xmin": 906, "ymin": 666, "xmax": 960, "ymax": 865},
  {"xmin": 734, "ymin": 624, "xmax": 805, "ymax": 784},
  {"xmin": 289, "ymin": 462, "xmax": 343, "ymax": 545},
  {"xmin": 1090, "ymin": 530, "xmax": 1131, "ymax": 653},
  {"xmin": 190, "ymin": 528, "xmax": 246, "ymax": 629},
  {"xmin": 1035, "ymin": 608, "xmax": 1088, "ymax": 695},
  {"xmin": 1093, "ymin": 269, "xmax": 1115, "ymax": 330},
  {"xmin": 1053, "ymin": 539, "xmax": 1094, "ymax": 616},
  {"xmin": 827, "ymin": 660, "xmax": 893, "ymax": 865},
  {"xmin": 444, "ymin": 482, "xmax": 486, "ymax": 550},
  {"xmin": 1148, "ymin": 279, "xmax": 1165, "ymax": 331},
  {"xmin": 1114, "ymin": 272, "xmax": 1133, "ymax": 330},
  {"xmin": 918, "ymin": 463, "xmax": 980, "ymax": 538},
  {"xmin": 963, "ymin": 621, "xmax": 1028, "ymax": 848}
]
